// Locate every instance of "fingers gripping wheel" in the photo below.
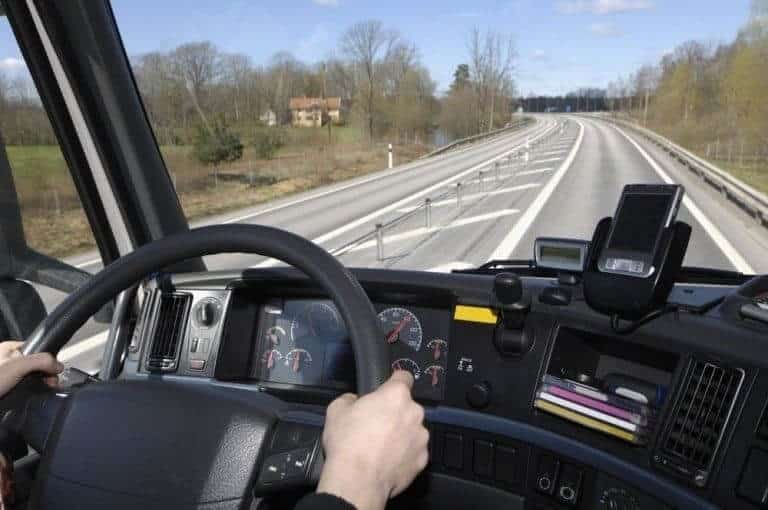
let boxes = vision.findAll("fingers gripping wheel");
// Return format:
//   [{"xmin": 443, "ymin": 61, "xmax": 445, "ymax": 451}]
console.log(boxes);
[{"xmin": 6, "ymin": 225, "xmax": 388, "ymax": 508}]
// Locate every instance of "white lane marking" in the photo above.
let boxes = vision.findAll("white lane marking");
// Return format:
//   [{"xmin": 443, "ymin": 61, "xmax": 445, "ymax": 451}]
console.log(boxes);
[
  {"xmin": 58, "ymin": 330, "xmax": 108, "ymax": 363},
  {"xmin": 536, "ymin": 150, "xmax": 567, "ymax": 157},
  {"xmin": 612, "ymin": 125, "xmax": 754, "ymax": 274},
  {"xmin": 395, "ymin": 183, "xmax": 541, "ymax": 212},
  {"xmin": 517, "ymin": 168, "xmax": 554, "ymax": 177},
  {"xmin": 427, "ymin": 261, "xmax": 475, "ymax": 273},
  {"xmin": 531, "ymin": 157, "xmax": 564, "ymax": 165},
  {"xmin": 346, "ymin": 209, "xmax": 520, "ymax": 253},
  {"xmin": 487, "ymin": 120, "xmax": 585, "ymax": 260},
  {"xmin": 75, "ymin": 257, "xmax": 101, "ymax": 269},
  {"xmin": 253, "ymin": 122, "xmax": 559, "ymax": 267}
]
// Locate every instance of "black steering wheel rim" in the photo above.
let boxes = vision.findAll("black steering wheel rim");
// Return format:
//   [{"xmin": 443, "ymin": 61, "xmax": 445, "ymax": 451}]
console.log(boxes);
[{"xmin": 23, "ymin": 224, "xmax": 389, "ymax": 394}]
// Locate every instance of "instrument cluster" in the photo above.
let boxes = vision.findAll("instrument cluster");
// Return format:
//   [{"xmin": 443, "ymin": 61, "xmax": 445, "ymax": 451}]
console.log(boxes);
[{"xmin": 251, "ymin": 298, "xmax": 450, "ymax": 400}]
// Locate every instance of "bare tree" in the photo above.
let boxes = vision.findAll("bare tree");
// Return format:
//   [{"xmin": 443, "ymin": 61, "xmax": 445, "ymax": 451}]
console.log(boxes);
[
  {"xmin": 171, "ymin": 42, "xmax": 221, "ymax": 130},
  {"xmin": 341, "ymin": 20, "xmax": 399, "ymax": 140},
  {"xmin": 468, "ymin": 28, "xmax": 516, "ymax": 132}
]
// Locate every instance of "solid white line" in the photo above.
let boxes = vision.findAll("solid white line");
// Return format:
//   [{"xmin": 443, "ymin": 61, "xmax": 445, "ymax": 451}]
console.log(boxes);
[
  {"xmin": 254, "ymin": 122, "xmax": 559, "ymax": 267},
  {"xmin": 517, "ymin": 168, "xmax": 554, "ymax": 177},
  {"xmin": 58, "ymin": 330, "xmax": 108, "ymax": 363},
  {"xmin": 487, "ymin": 120, "xmax": 585, "ymax": 260},
  {"xmin": 346, "ymin": 209, "xmax": 521, "ymax": 253},
  {"xmin": 612, "ymin": 125, "xmax": 754, "ymax": 274},
  {"xmin": 531, "ymin": 157, "xmax": 564, "ymax": 165},
  {"xmin": 536, "ymin": 150, "xmax": 567, "ymax": 157},
  {"xmin": 75, "ymin": 257, "xmax": 101, "ymax": 269},
  {"xmin": 395, "ymin": 183, "xmax": 541, "ymax": 212}
]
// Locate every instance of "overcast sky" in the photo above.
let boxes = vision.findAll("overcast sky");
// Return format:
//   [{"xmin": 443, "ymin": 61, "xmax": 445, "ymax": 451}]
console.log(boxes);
[{"xmin": 0, "ymin": 1, "xmax": 755, "ymax": 96}]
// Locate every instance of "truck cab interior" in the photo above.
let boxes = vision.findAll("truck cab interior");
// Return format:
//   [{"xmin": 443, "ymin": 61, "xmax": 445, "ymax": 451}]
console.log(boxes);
[{"xmin": 2, "ymin": 2, "xmax": 768, "ymax": 510}]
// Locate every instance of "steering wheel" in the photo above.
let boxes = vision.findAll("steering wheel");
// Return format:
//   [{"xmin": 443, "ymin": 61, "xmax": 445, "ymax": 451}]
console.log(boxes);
[{"xmin": 1, "ymin": 225, "xmax": 390, "ymax": 510}]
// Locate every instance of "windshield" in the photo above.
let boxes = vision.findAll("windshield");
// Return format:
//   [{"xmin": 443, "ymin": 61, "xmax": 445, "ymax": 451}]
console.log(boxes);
[{"xmin": 106, "ymin": 1, "xmax": 767, "ymax": 275}]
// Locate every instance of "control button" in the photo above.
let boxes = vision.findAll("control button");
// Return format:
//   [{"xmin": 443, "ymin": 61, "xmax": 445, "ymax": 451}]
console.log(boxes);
[
  {"xmin": 494, "ymin": 445, "xmax": 517, "ymax": 486},
  {"xmin": 259, "ymin": 453, "xmax": 288, "ymax": 483},
  {"xmin": 190, "ymin": 337, "xmax": 200, "ymax": 353},
  {"xmin": 189, "ymin": 359, "xmax": 206, "ymax": 371},
  {"xmin": 286, "ymin": 448, "xmax": 311, "ymax": 479},
  {"xmin": 466, "ymin": 382, "xmax": 492, "ymax": 409},
  {"xmin": 539, "ymin": 286, "xmax": 572, "ymax": 306},
  {"xmin": 738, "ymin": 448, "xmax": 768, "ymax": 505},
  {"xmin": 535, "ymin": 454, "xmax": 560, "ymax": 496},
  {"xmin": 473, "ymin": 440, "xmax": 494, "ymax": 478},
  {"xmin": 443, "ymin": 433, "xmax": 463, "ymax": 470},
  {"xmin": 273, "ymin": 422, "xmax": 321, "ymax": 450},
  {"xmin": 556, "ymin": 464, "xmax": 583, "ymax": 507}
]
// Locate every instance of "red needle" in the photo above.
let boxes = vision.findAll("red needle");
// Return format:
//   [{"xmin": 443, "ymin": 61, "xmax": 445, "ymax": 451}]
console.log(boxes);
[
  {"xmin": 292, "ymin": 353, "xmax": 300, "ymax": 372},
  {"xmin": 431, "ymin": 368, "xmax": 439, "ymax": 387},
  {"xmin": 386, "ymin": 316, "xmax": 410, "ymax": 344},
  {"xmin": 267, "ymin": 350, "xmax": 275, "ymax": 369},
  {"xmin": 433, "ymin": 343, "xmax": 441, "ymax": 360}
]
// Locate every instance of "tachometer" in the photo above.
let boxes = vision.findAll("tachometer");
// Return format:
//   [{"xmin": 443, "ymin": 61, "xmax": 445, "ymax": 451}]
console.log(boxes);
[{"xmin": 379, "ymin": 307, "xmax": 423, "ymax": 351}]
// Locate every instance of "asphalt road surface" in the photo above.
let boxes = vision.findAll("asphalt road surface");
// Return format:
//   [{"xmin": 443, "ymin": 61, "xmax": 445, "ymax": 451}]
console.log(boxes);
[{"xmin": 42, "ymin": 115, "xmax": 768, "ymax": 372}]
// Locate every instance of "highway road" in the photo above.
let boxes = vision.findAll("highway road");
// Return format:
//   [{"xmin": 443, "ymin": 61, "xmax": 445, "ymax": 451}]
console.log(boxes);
[{"xmin": 44, "ymin": 115, "xmax": 768, "ymax": 372}]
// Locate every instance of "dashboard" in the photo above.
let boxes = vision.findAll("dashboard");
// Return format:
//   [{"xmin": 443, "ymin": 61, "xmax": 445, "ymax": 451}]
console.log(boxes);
[
  {"xmin": 250, "ymin": 299, "xmax": 450, "ymax": 400},
  {"xmin": 123, "ymin": 268, "xmax": 768, "ymax": 510}
]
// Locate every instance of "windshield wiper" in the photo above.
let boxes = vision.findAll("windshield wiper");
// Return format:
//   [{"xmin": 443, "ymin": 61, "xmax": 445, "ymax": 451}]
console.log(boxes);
[{"xmin": 455, "ymin": 260, "xmax": 751, "ymax": 285}]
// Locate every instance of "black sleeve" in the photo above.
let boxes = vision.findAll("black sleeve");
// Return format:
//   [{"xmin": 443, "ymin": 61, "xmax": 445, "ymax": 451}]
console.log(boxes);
[
  {"xmin": 294, "ymin": 492, "xmax": 357, "ymax": 510},
  {"xmin": 0, "ymin": 427, "xmax": 27, "ymax": 462}
]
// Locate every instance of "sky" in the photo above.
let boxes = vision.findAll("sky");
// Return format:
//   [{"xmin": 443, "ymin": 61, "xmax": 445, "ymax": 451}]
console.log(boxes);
[{"xmin": 0, "ymin": 0, "xmax": 755, "ymax": 96}]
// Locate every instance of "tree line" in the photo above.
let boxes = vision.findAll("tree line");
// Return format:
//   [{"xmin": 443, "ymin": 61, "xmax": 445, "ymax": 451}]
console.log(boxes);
[
  {"xmin": 606, "ymin": 0, "xmax": 768, "ymax": 162},
  {"xmin": 0, "ymin": 20, "xmax": 518, "ymax": 153}
]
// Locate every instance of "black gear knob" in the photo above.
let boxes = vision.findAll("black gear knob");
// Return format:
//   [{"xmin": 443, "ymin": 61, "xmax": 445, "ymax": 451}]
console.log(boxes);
[{"xmin": 494, "ymin": 273, "xmax": 523, "ymax": 305}]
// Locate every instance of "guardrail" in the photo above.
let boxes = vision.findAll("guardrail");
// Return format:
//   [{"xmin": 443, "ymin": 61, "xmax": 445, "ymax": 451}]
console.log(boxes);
[
  {"xmin": 605, "ymin": 115, "xmax": 768, "ymax": 227},
  {"xmin": 331, "ymin": 118, "xmax": 567, "ymax": 261},
  {"xmin": 422, "ymin": 117, "xmax": 535, "ymax": 159}
]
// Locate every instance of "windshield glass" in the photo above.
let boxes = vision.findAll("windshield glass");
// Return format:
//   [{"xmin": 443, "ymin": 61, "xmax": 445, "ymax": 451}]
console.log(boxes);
[{"xmin": 111, "ymin": 1, "xmax": 767, "ymax": 275}]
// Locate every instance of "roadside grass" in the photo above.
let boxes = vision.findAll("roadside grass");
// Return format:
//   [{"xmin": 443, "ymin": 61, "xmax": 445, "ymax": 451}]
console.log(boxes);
[{"xmin": 11, "ymin": 136, "xmax": 429, "ymax": 259}]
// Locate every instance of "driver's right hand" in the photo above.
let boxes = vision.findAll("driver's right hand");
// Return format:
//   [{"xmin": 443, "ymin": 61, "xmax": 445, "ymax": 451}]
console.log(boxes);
[{"xmin": 316, "ymin": 370, "xmax": 429, "ymax": 510}]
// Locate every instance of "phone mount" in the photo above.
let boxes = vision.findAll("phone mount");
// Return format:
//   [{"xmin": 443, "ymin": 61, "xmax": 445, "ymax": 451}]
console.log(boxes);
[{"xmin": 583, "ymin": 217, "xmax": 691, "ymax": 320}]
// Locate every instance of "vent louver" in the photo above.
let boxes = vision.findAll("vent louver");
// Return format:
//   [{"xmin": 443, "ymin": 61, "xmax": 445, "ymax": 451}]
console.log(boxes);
[
  {"xmin": 656, "ymin": 359, "xmax": 744, "ymax": 487},
  {"xmin": 146, "ymin": 293, "xmax": 191, "ymax": 372}
]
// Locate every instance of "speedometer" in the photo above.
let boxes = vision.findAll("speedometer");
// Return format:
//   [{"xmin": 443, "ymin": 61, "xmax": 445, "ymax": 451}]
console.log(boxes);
[{"xmin": 379, "ymin": 307, "xmax": 423, "ymax": 351}]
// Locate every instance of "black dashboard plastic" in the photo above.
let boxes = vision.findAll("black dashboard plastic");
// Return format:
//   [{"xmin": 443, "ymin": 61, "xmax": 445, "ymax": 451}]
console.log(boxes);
[{"xmin": 126, "ymin": 267, "xmax": 768, "ymax": 510}]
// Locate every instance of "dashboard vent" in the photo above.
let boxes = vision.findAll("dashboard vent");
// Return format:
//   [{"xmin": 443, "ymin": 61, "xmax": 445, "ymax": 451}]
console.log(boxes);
[
  {"xmin": 656, "ymin": 359, "xmax": 744, "ymax": 486},
  {"xmin": 146, "ymin": 293, "xmax": 191, "ymax": 372}
]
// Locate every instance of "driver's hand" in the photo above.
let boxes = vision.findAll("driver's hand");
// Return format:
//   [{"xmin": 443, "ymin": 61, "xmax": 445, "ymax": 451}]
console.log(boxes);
[
  {"xmin": 0, "ymin": 341, "xmax": 63, "ymax": 398},
  {"xmin": 316, "ymin": 371, "xmax": 429, "ymax": 510}
]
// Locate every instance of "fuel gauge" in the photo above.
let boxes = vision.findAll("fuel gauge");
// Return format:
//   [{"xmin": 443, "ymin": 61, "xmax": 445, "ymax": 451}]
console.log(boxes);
[
  {"xmin": 423, "ymin": 365, "xmax": 445, "ymax": 387},
  {"xmin": 261, "ymin": 349, "xmax": 283, "ymax": 370},
  {"xmin": 285, "ymin": 349, "xmax": 313, "ymax": 373},
  {"xmin": 426, "ymin": 339, "xmax": 447, "ymax": 361},
  {"xmin": 391, "ymin": 358, "xmax": 421, "ymax": 380}
]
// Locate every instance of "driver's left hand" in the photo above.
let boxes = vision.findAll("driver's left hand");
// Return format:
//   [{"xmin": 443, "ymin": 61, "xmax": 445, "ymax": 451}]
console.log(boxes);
[{"xmin": 0, "ymin": 341, "xmax": 63, "ymax": 398}]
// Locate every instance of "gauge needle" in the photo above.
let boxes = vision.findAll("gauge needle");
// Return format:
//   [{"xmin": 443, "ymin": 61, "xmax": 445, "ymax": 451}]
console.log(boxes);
[
  {"xmin": 431, "ymin": 368, "xmax": 439, "ymax": 387},
  {"xmin": 433, "ymin": 343, "xmax": 441, "ymax": 360},
  {"xmin": 267, "ymin": 350, "xmax": 275, "ymax": 369},
  {"xmin": 386, "ymin": 317, "xmax": 410, "ymax": 344},
  {"xmin": 292, "ymin": 353, "xmax": 300, "ymax": 372}
]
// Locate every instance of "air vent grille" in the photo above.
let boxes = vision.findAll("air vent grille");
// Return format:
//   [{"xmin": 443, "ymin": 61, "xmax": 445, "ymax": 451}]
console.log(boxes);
[
  {"xmin": 657, "ymin": 359, "xmax": 743, "ymax": 485},
  {"xmin": 146, "ymin": 293, "xmax": 191, "ymax": 371}
]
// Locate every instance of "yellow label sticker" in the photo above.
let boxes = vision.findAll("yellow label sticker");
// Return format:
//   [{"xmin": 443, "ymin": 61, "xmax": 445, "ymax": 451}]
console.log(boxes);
[{"xmin": 453, "ymin": 305, "xmax": 498, "ymax": 324}]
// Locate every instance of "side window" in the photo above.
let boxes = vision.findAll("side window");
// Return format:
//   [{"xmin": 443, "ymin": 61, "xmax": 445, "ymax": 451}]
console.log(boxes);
[{"xmin": 0, "ymin": 17, "xmax": 105, "ymax": 373}]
